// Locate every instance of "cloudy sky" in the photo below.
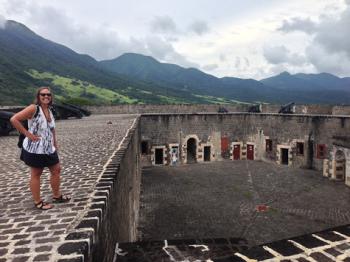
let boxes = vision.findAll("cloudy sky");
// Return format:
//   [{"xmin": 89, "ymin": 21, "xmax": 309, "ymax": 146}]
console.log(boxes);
[{"xmin": 0, "ymin": 0, "xmax": 349, "ymax": 79}]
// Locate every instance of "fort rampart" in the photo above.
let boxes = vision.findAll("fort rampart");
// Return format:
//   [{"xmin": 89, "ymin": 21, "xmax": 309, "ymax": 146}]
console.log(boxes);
[{"xmin": 84, "ymin": 104, "xmax": 350, "ymax": 115}]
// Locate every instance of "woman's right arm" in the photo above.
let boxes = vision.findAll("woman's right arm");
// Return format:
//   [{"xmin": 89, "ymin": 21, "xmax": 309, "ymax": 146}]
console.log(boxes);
[{"xmin": 10, "ymin": 105, "xmax": 40, "ymax": 141}]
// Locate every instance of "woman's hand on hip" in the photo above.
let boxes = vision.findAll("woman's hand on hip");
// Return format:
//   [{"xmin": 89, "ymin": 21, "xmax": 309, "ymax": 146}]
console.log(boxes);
[{"xmin": 27, "ymin": 132, "xmax": 41, "ymax": 142}]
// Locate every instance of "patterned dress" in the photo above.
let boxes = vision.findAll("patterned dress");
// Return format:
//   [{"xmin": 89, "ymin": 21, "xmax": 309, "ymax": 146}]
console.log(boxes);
[{"xmin": 21, "ymin": 105, "xmax": 59, "ymax": 167}]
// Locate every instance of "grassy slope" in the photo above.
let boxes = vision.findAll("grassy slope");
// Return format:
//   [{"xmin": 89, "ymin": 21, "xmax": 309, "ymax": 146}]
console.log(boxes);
[
  {"xmin": 27, "ymin": 70, "xmax": 246, "ymax": 106},
  {"xmin": 28, "ymin": 70, "xmax": 140, "ymax": 105}
]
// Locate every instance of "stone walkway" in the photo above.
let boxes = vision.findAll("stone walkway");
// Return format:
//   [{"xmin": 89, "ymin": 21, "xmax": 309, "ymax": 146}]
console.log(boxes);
[
  {"xmin": 139, "ymin": 161, "xmax": 350, "ymax": 246},
  {"xmin": 0, "ymin": 114, "xmax": 137, "ymax": 262}
]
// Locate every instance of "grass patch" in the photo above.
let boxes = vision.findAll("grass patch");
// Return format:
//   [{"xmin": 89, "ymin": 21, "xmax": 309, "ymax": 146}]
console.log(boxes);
[
  {"xmin": 27, "ymin": 70, "xmax": 138, "ymax": 105},
  {"xmin": 193, "ymin": 94, "xmax": 251, "ymax": 105}
]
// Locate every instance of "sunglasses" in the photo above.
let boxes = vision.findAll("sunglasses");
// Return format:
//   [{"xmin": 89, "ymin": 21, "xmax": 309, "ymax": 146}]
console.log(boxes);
[{"xmin": 39, "ymin": 93, "xmax": 52, "ymax": 97}]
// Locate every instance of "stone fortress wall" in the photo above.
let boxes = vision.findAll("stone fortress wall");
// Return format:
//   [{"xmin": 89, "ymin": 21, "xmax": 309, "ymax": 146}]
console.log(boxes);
[
  {"xmin": 139, "ymin": 113, "xmax": 350, "ymax": 187},
  {"xmin": 85, "ymin": 104, "xmax": 350, "ymax": 115},
  {"xmin": 83, "ymin": 104, "xmax": 350, "ymax": 188}
]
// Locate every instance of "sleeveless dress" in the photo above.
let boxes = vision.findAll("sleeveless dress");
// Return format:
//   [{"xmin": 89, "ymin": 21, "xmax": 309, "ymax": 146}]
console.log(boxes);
[{"xmin": 20, "ymin": 105, "xmax": 59, "ymax": 168}]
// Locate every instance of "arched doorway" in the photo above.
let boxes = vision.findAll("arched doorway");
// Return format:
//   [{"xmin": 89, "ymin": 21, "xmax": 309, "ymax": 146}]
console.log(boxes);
[
  {"xmin": 335, "ymin": 150, "xmax": 346, "ymax": 181},
  {"xmin": 187, "ymin": 138, "xmax": 197, "ymax": 163}
]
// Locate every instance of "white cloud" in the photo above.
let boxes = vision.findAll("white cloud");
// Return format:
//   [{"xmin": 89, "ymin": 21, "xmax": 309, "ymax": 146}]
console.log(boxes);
[
  {"xmin": 263, "ymin": 45, "xmax": 306, "ymax": 66},
  {"xmin": 202, "ymin": 64, "xmax": 218, "ymax": 71},
  {"xmin": 276, "ymin": 1, "xmax": 350, "ymax": 76},
  {"xmin": 278, "ymin": 17, "xmax": 318, "ymax": 34},
  {"xmin": 313, "ymin": 9, "xmax": 350, "ymax": 58},
  {"xmin": 263, "ymin": 45, "xmax": 290, "ymax": 64},
  {"xmin": 150, "ymin": 16, "xmax": 178, "ymax": 34},
  {"xmin": 188, "ymin": 20, "xmax": 210, "ymax": 35},
  {"xmin": 306, "ymin": 44, "xmax": 350, "ymax": 75},
  {"xmin": 219, "ymin": 54, "xmax": 226, "ymax": 62},
  {"xmin": 244, "ymin": 57, "xmax": 250, "ymax": 67},
  {"xmin": 0, "ymin": 14, "xmax": 6, "ymax": 28}
]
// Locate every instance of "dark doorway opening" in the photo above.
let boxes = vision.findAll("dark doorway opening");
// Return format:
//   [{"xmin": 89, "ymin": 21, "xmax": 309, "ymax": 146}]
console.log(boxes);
[
  {"xmin": 187, "ymin": 138, "xmax": 197, "ymax": 163},
  {"xmin": 265, "ymin": 139, "xmax": 272, "ymax": 152},
  {"xmin": 204, "ymin": 146, "xmax": 211, "ymax": 162},
  {"xmin": 247, "ymin": 144, "xmax": 254, "ymax": 160},
  {"xmin": 296, "ymin": 142, "xmax": 304, "ymax": 155},
  {"xmin": 307, "ymin": 137, "xmax": 314, "ymax": 168},
  {"xmin": 281, "ymin": 148, "xmax": 289, "ymax": 165},
  {"xmin": 141, "ymin": 141, "xmax": 148, "ymax": 155},
  {"xmin": 155, "ymin": 148, "xmax": 164, "ymax": 165}
]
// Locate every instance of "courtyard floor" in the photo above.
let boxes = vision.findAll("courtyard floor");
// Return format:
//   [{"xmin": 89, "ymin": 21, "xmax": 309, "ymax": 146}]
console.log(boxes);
[{"xmin": 139, "ymin": 160, "xmax": 350, "ymax": 246}]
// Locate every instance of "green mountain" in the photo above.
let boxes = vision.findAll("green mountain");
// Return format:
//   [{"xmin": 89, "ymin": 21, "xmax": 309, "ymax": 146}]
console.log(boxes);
[
  {"xmin": 100, "ymin": 53, "xmax": 221, "ymax": 93},
  {"xmin": 260, "ymin": 72, "xmax": 350, "ymax": 104},
  {"xmin": 101, "ymin": 54, "xmax": 350, "ymax": 104},
  {"xmin": 0, "ymin": 20, "xmax": 215, "ymax": 105},
  {"xmin": 261, "ymin": 71, "xmax": 349, "ymax": 91}
]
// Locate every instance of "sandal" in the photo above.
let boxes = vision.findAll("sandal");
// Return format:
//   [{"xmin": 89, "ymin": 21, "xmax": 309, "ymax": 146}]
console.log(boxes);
[
  {"xmin": 35, "ymin": 201, "xmax": 53, "ymax": 210},
  {"xmin": 53, "ymin": 194, "xmax": 71, "ymax": 203}
]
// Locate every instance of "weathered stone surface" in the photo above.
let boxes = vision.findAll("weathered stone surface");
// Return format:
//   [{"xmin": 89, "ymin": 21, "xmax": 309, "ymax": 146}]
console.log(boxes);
[
  {"xmin": 0, "ymin": 114, "xmax": 137, "ymax": 261},
  {"xmin": 34, "ymin": 246, "xmax": 52, "ymax": 253},
  {"xmin": 33, "ymin": 254, "xmax": 51, "ymax": 261},
  {"xmin": 58, "ymin": 241, "xmax": 89, "ymax": 257},
  {"xmin": 139, "ymin": 162, "xmax": 350, "ymax": 245}
]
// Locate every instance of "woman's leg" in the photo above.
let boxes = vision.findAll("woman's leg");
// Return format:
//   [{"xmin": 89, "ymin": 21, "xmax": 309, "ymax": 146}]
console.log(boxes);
[
  {"xmin": 48, "ymin": 163, "xmax": 61, "ymax": 198},
  {"xmin": 30, "ymin": 166, "xmax": 44, "ymax": 203},
  {"xmin": 30, "ymin": 167, "xmax": 52, "ymax": 209}
]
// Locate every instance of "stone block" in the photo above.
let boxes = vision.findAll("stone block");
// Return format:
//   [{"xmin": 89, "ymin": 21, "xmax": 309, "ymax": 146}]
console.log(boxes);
[{"xmin": 58, "ymin": 241, "xmax": 89, "ymax": 258}]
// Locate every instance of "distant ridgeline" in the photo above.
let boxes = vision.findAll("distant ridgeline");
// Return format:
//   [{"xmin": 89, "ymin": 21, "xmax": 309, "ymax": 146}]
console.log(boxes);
[{"xmin": 1, "ymin": 20, "xmax": 350, "ymax": 106}]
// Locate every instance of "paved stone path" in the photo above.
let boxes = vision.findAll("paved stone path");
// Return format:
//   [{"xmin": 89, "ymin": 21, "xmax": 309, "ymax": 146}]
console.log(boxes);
[
  {"xmin": 0, "ymin": 114, "xmax": 137, "ymax": 262},
  {"xmin": 139, "ymin": 161, "xmax": 350, "ymax": 246}
]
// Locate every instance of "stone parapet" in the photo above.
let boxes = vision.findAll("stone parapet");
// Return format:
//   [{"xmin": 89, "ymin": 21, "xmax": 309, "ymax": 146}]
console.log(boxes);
[{"xmin": 83, "ymin": 104, "xmax": 350, "ymax": 115}]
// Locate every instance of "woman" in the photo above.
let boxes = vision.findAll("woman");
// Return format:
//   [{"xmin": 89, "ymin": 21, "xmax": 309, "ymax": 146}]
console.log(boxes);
[{"xmin": 11, "ymin": 87, "xmax": 70, "ymax": 210}]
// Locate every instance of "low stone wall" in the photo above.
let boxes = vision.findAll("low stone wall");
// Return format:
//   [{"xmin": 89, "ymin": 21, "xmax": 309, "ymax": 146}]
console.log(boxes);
[
  {"xmin": 333, "ymin": 106, "xmax": 350, "ymax": 115},
  {"xmin": 57, "ymin": 117, "xmax": 141, "ymax": 262},
  {"xmin": 84, "ymin": 104, "xmax": 249, "ymax": 114},
  {"xmin": 84, "ymin": 104, "xmax": 350, "ymax": 115}
]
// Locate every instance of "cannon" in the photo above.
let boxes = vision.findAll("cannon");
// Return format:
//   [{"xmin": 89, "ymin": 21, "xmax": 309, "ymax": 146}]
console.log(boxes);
[
  {"xmin": 248, "ymin": 104, "xmax": 262, "ymax": 113},
  {"xmin": 52, "ymin": 104, "xmax": 84, "ymax": 120},
  {"xmin": 61, "ymin": 102, "xmax": 91, "ymax": 116},
  {"xmin": 218, "ymin": 107, "xmax": 228, "ymax": 113},
  {"xmin": 279, "ymin": 102, "xmax": 296, "ymax": 114},
  {"xmin": 0, "ymin": 111, "xmax": 15, "ymax": 136}
]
